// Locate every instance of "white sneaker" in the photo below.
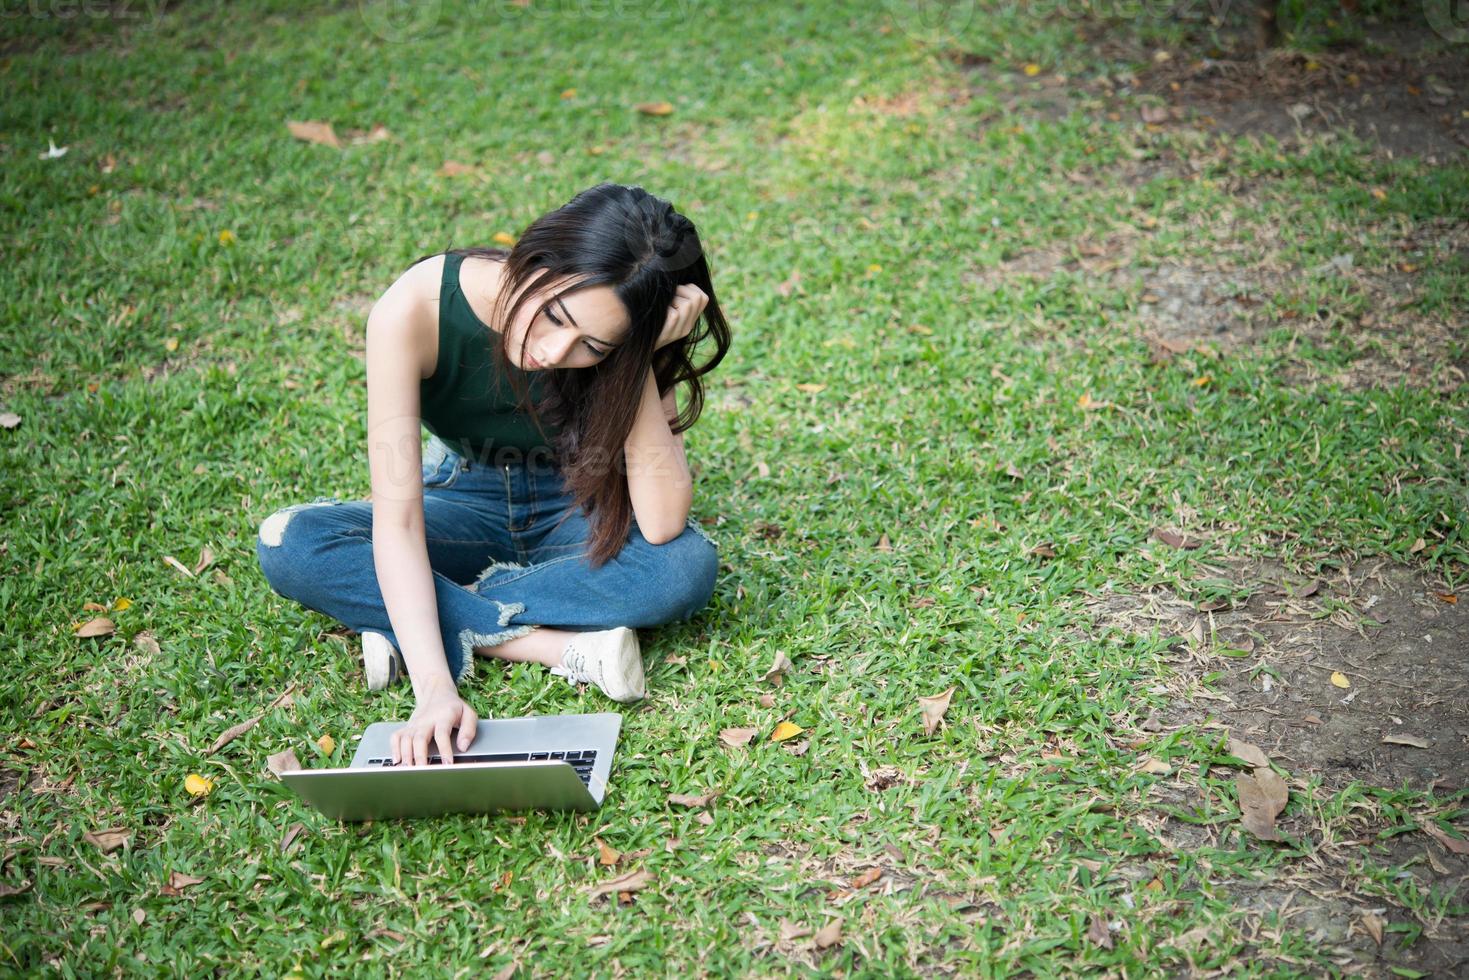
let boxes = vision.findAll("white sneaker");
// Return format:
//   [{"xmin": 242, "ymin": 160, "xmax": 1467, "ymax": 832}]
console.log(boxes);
[
  {"xmin": 361, "ymin": 631, "xmax": 405, "ymax": 691},
  {"xmin": 549, "ymin": 627, "xmax": 646, "ymax": 703}
]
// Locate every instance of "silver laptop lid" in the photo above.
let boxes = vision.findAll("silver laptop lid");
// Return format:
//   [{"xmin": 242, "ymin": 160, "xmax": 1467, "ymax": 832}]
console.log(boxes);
[{"xmin": 278, "ymin": 713, "xmax": 623, "ymax": 821}]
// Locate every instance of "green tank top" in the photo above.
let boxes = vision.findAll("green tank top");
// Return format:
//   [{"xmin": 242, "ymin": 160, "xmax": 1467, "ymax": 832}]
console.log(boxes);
[{"xmin": 419, "ymin": 252, "xmax": 561, "ymax": 463}]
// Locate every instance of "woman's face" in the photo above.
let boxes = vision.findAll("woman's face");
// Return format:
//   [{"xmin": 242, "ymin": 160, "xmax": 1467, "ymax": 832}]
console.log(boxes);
[{"xmin": 508, "ymin": 276, "xmax": 632, "ymax": 372}]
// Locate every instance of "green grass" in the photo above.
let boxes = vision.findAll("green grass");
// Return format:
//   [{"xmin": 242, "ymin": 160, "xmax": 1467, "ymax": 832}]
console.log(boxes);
[{"xmin": 2, "ymin": 1, "xmax": 1466, "ymax": 975}]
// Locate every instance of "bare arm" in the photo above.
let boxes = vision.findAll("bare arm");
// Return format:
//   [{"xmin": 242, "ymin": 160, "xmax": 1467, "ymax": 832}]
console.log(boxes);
[
  {"xmin": 364, "ymin": 270, "xmax": 456, "ymax": 703},
  {"xmin": 623, "ymin": 373, "xmax": 691, "ymax": 544},
  {"xmin": 366, "ymin": 262, "xmax": 480, "ymax": 766},
  {"xmin": 622, "ymin": 283, "xmax": 708, "ymax": 545}
]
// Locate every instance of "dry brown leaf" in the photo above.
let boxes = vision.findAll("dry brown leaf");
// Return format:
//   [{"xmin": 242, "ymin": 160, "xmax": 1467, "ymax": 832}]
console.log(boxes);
[
  {"xmin": 1434, "ymin": 591, "xmax": 1458, "ymax": 604},
  {"xmin": 267, "ymin": 748, "xmax": 301, "ymax": 776},
  {"xmin": 779, "ymin": 920, "xmax": 811, "ymax": 942},
  {"xmin": 343, "ymin": 124, "xmax": 391, "ymax": 145},
  {"xmin": 161, "ymin": 870, "xmax": 205, "ymax": 896},
  {"xmin": 1151, "ymin": 528, "xmax": 1202, "ymax": 550},
  {"xmin": 280, "ymin": 822, "xmax": 305, "ymax": 854},
  {"xmin": 1381, "ymin": 733, "xmax": 1429, "ymax": 749},
  {"xmin": 719, "ymin": 727, "xmax": 757, "ymax": 749},
  {"xmin": 286, "ymin": 119, "xmax": 341, "ymax": 148},
  {"xmin": 763, "ymin": 651, "xmax": 792, "ymax": 686},
  {"xmin": 0, "ymin": 879, "xmax": 32, "ymax": 898},
  {"xmin": 1361, "ymin": 912, "xmax": 1385, "ymax": 945},
  {"xmin": 162, "ymin": 555, "xmax": 194, "ymax": 577},
  {"xmin": 694, "ymin": 811, "xmax": 714, "ymax": 826},
  {"xmin": 785, "ymin": 739, "xmax": 810, "ymax": 757},
  {"xmin": 668, "ymin": 789, "xmax": 722, "ymax": 808},
  {"xmin": 210, "ymin": 715, "xmax": 263, "ymax": 754},
  {"xmin": 634, "ymin": 101, "xmax": 674, "ymax": 116},
  {"xmin": 134, "ymin": 632, "xmax": 161, "ymax": 656},
  {"xmin": 1139, "ymin": 103, "xmax": 1170, "ymax": 124},
  {"xmin": 1227, "ymin": 739, "xmax": 1270, "ymax": 768},
  {"xmin": 83, "ymin": 601, "xmax": 107, "ymax": 612},
  {"xmin": 1029, "ymin": 542, "xmax": 1056, "ymax": 559},
  {"xmin": 1409, "ymin": 537, "xmax": 1426, "ymax": 554},
  {"xmin": 587, "ymin": 867, "xmax": 653, "ymax": 903},
  {"xmin": 813, "ymin": 919, "xmax": 842, "ymax": 949},
  {"xmin": 0, "ymin": 412, "xmax": 20, "ymax": 429},
  {"xmin": 1236, "ymin": 768, "xmax": 1289, "ymax": 841},
  {"xmin": 74, "ymin": 617, "xmax": 115, "ymax": 639},
  {"xmin": 918, "ymin": 685, "xmax": 956, "ymax": 736},
  {"xmin": 795, "ymin": 382, "xmax": 827, "ymax": 393},
  {"xmin": 596, "ymin": 838, "xmax": 621, "ymax": 867},
  {"xmin": 849, "ymin": 867, "xmax": 882, "ymax": 889},
  {"xmin": 775, "ymin": 268, "xmax": 802, "ymax": 298},
  {"xmin": 758, "ymin": 693, "xmax": 776, "ymax": 709},
  {"xmin": 83, "ymin": 828, "xmax": 132, "ymax": 853},
  {"xmin": 1137, "ymin": 756, "xmax": 1172, "ymax": 775},
  {"xmin": 437, "ymin": 160, "xmax": 477, "ymax": 177},
  {"xmin": 1087, "ymin": 913, "xmax": 1113, "ymax": 949},
  {"xmin": 191, "ymin": 546, "xmax": 215, "ymax": 576},
  {"xmin": 1420, "ymin": 820, "xmax": 1469, "ymax": 855},
  {"xmin": 875, "ymin": 532, "xmax": 892, "ymax": 551}
]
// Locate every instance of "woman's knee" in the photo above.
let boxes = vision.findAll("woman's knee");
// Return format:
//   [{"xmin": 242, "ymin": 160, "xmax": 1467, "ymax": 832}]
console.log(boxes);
[
  {"xmin": 646, "ymin": 523, "xmax": 718, "ymax": 622},
  {"xmin": 255, "ymin": 500, "xmax": 342, "ymax": 598}
]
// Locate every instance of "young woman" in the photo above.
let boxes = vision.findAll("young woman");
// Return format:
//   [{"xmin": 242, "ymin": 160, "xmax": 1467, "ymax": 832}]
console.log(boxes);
[{"xmin": 256, "ymin": 183, "xmax": 731, "ymax": 768}]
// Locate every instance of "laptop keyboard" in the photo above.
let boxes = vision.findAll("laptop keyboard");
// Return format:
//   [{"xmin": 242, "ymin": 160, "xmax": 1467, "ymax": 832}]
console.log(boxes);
[{"xmin": 363, "ymin": 749, "xmax": 598, "ymax": 787}]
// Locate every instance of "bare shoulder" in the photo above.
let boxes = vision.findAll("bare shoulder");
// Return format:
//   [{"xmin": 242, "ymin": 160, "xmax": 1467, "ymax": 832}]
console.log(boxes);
[{"xmin": 369, "ymin": 254, "xmax": 446, "ymax": 381}]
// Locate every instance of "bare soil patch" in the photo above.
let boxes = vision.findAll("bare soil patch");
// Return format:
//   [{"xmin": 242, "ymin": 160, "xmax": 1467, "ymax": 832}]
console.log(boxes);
[
  {"xmin": 1132, "ymin": 28, "xmax": 1469, "ymax": 165},
  {"xmin": 1080, "ymin": 556, "xmax": 1469, "ymax": 976},
  {"xmin": 966, "ymin": 248, "xmax": 1468, "ymax": 393}
]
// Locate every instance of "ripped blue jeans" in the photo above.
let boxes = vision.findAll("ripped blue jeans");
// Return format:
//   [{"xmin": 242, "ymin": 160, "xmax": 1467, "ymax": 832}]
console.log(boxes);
[{"xmin": 255, "ymin": 434, "xmax": 720, "ymax": 686}]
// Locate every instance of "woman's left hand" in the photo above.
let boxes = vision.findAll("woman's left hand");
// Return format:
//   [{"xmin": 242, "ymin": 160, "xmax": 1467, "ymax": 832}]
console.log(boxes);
[{"xmin": 654, "ymin": 284, "xmax": 708, "ymax": 351}]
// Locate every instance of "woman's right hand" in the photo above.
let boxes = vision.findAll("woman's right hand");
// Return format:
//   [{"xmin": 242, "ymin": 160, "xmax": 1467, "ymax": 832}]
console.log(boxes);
[{"xmin": 391, "ymin": 683, "xmax": 479, "ymax": 766}]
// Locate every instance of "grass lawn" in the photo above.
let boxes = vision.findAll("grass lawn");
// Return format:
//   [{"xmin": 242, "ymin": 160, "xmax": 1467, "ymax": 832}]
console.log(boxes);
[{"xmin": 2, "ymin": 1, "xmax": 1466, "ymax": 975}]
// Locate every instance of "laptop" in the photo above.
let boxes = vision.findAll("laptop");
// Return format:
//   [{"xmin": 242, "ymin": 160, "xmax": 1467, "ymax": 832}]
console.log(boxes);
[{"xmin": 279, "ymin": 712, "xmax": 622, "ymax": 821}]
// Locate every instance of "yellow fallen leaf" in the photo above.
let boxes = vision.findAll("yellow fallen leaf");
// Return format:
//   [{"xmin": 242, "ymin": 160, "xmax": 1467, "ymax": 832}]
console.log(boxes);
[
  {"xmin": 316, "ymin": 734, "xmax": 336, "ymax": 754},
  {"xmin": 217, "ymin": 229, "xmax": 235, "ymax": 245},
  {"xmin": 492, "ymin": 231, "xmax": 516, "ymax": 246},
  {"xmin": 634, "ymin": 101, "xmax": 674, "ymax": 116},
  {"xmin": 164, "ymin": 337, "xmax": 179, "ymax": 352},
  {"xmin": 560, "ymin": 88, "xmax": 577, "ymax": 99},
  {"xmin": 1191, "ymin": 374, "xmax": 1213, "ymax": 387},
  {"xmin": 111, "ymin": 597, "xmax": 132, "ymax": 611},
  {"xmin": 184, "ymin": 773, "xmax": 214, "ymax": 797},
  {"xmin": 1023, "ymin": 63, "xmax": 1041, "ymax": 76},
  {"xmin": 1330, "ymin": 671, "xmax": 1350, "ymax": 689},
  {"xmin": 795, "ymin": 383, "xmax": 827, "ymax": 393},
  {"xmin": 770, "ymin": 721, "xmax": 804, "ymax": 742},
  {"xmin": 1370, "ymin": 187, "xmax": 1387, "ymax": 201}
]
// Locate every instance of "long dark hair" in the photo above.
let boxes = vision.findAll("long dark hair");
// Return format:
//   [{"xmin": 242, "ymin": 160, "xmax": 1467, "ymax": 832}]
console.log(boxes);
[{"xmin": 410, "ymin": 182, "xmax": 731, "ymax": 567}]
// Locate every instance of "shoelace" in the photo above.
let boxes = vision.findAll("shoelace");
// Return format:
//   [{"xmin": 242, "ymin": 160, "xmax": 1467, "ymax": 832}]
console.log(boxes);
[{"xmin": 549, "ymin": 642, "xmax": 591, "ymax": 687}]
